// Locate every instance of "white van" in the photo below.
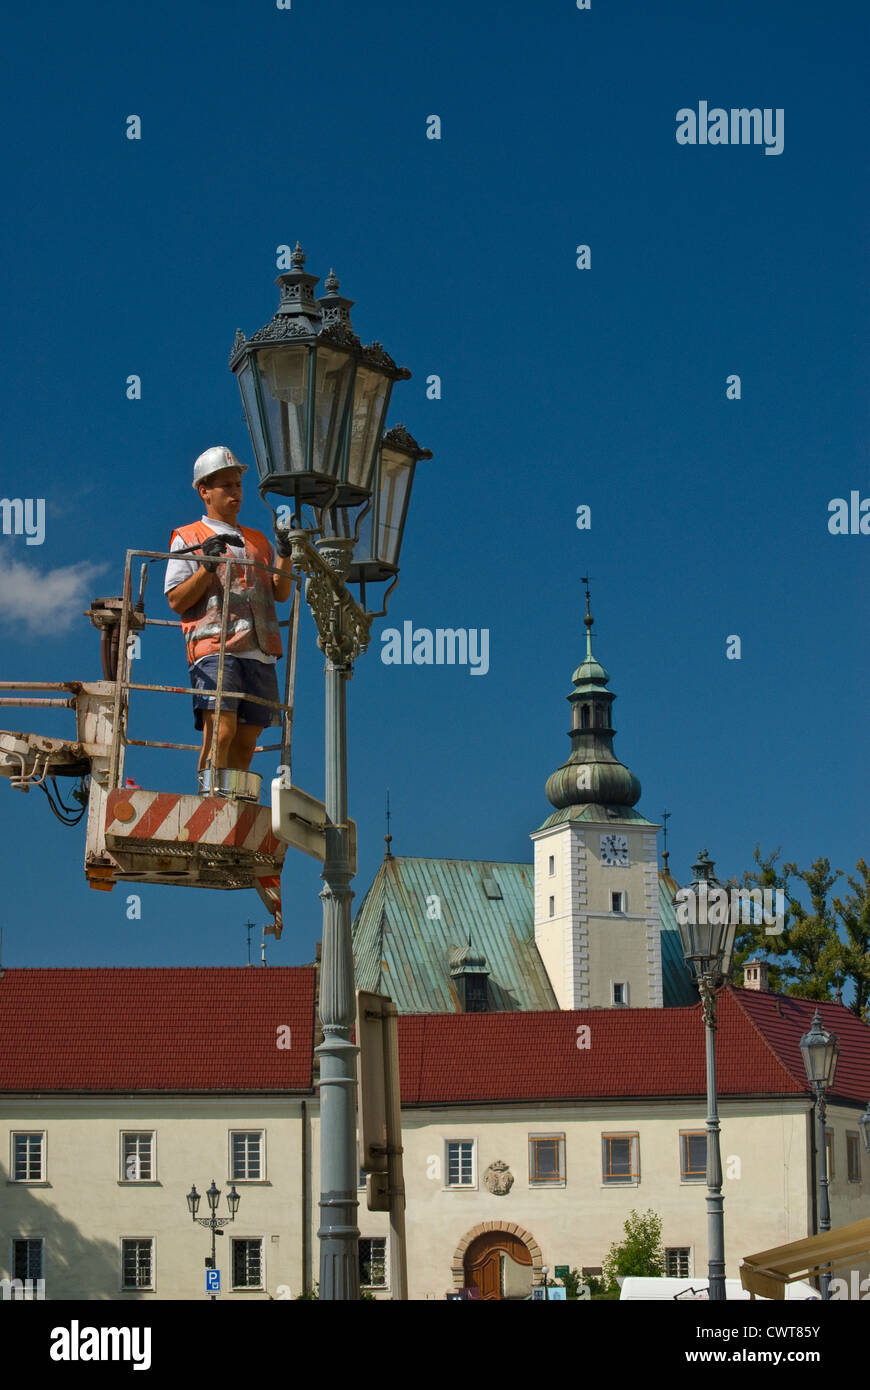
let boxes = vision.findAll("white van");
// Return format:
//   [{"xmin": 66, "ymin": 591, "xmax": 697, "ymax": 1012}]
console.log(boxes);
[{"xmin": 619, "ymin": 1276, "xmax": 820, "ymax": 1300}]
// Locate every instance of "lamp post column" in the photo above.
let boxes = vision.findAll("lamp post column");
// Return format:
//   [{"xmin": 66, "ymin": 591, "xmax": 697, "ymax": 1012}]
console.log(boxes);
[
  {"xmin": 315, "ymin": 537, "xmax": 360, "ymax": 1301},
  {"xmin": 700, "ymin": 976, "xmax": 726, "ymax": 1302},
  {"xmin": 815, "ymin": 1084, "xmax": 831, "ymax": 1300}
]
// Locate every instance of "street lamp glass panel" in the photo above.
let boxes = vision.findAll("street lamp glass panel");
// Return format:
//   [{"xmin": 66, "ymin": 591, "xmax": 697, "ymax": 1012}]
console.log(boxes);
[
  {"xmin": 311, "ymin": 347, "xmax": 355, "ymax": 479},
  {"xmin": 344, "ymin": 366, "xmax": 391, "ymax": 494},
  {"xmin": 375, "ymin": 446, "xmax": 413, "ymax": 571},
  {"xmin": 255, "ymin": 346, "xmax": 310, "ymax": 474},
  {"xmin": 206, "ymin": 1180, "xmax": 221, "ymax": 1214},
  {"xmin": 717, "ymin": 919, "xmax": 738, "ymax": 985},
  {"xmin": 186, "ymin": 1185, "xmax": 200, "ymax": 1218},
  {"xmin": 227, "ymin": 1185, "xmax": 241, "ymax": 1217},
  {"xmin": 237, "ymin": 361, "xmax": 269, "ymax": 481},
  {"xmin": 799, "ymin": 1013, "xmax": 839, "ymax": 1088}
]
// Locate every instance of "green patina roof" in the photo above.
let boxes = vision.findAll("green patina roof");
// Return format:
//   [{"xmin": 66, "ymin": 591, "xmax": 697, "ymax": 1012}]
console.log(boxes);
[
  {"xmin": 535, "ymin": 803, "xmax": 658, "ymax": 831},
  {"xmin": 352, "ymin": 855, "xmax": 699, "ymax": 1012},
  {"xmin": 352, "ymin": 856, "xmax": 559, "ymax": 1013},
  {"xmin": 659, "ymin": 873, "xmax": 699, "ymax": 1006}
]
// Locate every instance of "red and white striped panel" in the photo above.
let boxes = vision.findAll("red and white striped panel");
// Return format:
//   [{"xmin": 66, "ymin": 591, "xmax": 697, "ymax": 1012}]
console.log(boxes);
[
  {"xmin": 105, "ymin": 788, "xmax": 284, "ymax": 862},
  {"xmin": 256, "ymin": 875, "xmax": 283, "ymax": 938}
]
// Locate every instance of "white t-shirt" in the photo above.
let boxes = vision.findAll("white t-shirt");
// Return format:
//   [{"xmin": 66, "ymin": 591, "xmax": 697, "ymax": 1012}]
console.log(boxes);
[{"xmin": 164, "ymin": 516, "xmax": 277, "ymax": 665}]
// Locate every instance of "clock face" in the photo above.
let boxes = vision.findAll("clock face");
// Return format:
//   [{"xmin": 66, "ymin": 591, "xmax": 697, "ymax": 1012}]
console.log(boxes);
[{"xmin": 600, "ymin": 833, "xmax": 629, "ymax": 867}]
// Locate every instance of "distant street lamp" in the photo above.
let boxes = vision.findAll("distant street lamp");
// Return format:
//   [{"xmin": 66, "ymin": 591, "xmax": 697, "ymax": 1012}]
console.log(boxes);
[
  {"xmin": 799, "ymin": 1009, "xmax": 839, "ymax": 1300},
  {"xmin": 232, "ymin": 246, "xmax": 428, "ymax": 1300},
  {"xmin": 674, "ymin": 849, "xmax": 737, "ymax": 1303},
  {"xmin": 187, "ymin": 1180, "xmax": 240, "ymax": 1300},
  {"xmin": 858, "ymin": 1099, "xmax": 870, "ymax": 1155}
]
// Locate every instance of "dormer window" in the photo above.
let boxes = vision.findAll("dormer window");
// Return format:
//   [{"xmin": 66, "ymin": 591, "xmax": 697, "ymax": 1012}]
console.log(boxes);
[{"xmin": 463, "ymin": 975, "xmax": 488, "ymax": 1012}]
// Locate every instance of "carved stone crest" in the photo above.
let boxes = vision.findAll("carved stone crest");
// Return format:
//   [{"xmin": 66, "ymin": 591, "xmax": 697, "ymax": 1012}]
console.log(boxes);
[{"xmin": 483, "ymin": 1160, "xmax": 514, "ymax": 1197}]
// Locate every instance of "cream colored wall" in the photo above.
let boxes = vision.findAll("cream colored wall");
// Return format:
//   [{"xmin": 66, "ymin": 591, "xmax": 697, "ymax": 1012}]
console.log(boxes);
[
  {"xmin": 1, "ymin": 1096, "xmax": 313, "ymax": 1301},
  {"xmin": 359, "ymin": 1100, "xmax": 816, "ymax": 1300}
]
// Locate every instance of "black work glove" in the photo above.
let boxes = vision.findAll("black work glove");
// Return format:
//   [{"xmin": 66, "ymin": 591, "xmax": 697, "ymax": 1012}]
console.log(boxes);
[
  {"xmin": 199, "ymin": 534, "xmax": 239, "ymax": 572},
  {"xmin": 274, "ymin": 524, "xmax": 293, "ymax": 558}
]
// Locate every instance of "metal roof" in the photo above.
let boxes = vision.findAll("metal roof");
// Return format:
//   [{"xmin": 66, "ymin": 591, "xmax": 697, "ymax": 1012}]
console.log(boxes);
[
  {"xmin": 659, "ymin": 874, "xmax": 700, "ymax": 1006},
  {"xmin": 352, "ymin": 857, "xmax": 559, "ymax": 1013}
]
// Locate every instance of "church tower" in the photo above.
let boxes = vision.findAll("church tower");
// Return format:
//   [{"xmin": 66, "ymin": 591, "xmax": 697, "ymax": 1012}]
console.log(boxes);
[{"xmin": 530, "ymin": 587, "xmax": 663, "ymax": 1009}]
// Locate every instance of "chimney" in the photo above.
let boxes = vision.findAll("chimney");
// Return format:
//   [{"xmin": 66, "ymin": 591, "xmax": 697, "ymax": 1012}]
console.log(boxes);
[{"xmin": 742, "ymin": 959, "xmax": 769, "ymax": 992}]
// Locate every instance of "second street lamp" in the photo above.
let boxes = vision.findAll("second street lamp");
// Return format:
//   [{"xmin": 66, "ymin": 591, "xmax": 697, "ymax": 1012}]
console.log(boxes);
[
  {"xmin": 674, "ymin": 849, "xmax": 736, "ymax": 1303},
  {"xmin": 799, "ymin": 1008, "xmax": 840, "ymax": 1300},
  {"xmin": 187, "ymin": 1180, "xmax": 240, "ymax": 1300}
]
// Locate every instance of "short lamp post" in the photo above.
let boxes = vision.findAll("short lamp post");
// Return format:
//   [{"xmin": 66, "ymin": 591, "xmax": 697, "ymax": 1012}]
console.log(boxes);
[
  {"xmin": 187, "ymin": 1180, "xmax": 240, "ymax": 1300},
  {"xmin": 674, "ymin": 850, "xmax": 736, "ymax": 1303},
  {"xmin": 799, "ymin": 1010, "xmax": 839, "ymax": 1300},
  {"xmin": 231, "ymin": 246, "xmax": 429, "ymax": 1300}
]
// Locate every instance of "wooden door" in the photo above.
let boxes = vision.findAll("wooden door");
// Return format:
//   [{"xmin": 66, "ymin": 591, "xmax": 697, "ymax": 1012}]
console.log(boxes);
[{"xmin": 464, "ymin": 1231, "xmax": 532, "ymax": 1301}]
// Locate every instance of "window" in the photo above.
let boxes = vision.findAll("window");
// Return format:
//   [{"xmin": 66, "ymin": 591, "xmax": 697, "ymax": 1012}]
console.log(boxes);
[
  {"xmin": 611, "ymin": 891, "xmax": 624, "ymax": 912},
  {"xmin": 463, "ymin": 975, "xmax": 488, "ymax": 1012},
  {"xmin": 529, "ymin": 1134, "xmax": 565, "ymax": 1184},
  {"xmin": 665, "ymin": 1247, "xmax": 691, "ymax": 1278},
  {"xmin": 230, "ymin": 1131, "xmax": 264, "ymax": 1181},
  {"xmin": 13, "ymin": 1238, "xmax": 43, "ymax": 1282},
  {"xmin": 581, "ymin": 705, "xmax": 591, "ymax": 729},
  {"xmin": 612, "ymin": 981, "xmax": 629, "ymax": 1006},
  {"xmin": 680, "ymin": 1131, "xmax": 707, "ymax": 1181},
  {"xmin": 825, "ymin": 1127, "xmax": 834, "ymax": 1179},
  {"xmin": 602, "ymin": 1133, "xmax": 639, "ymax": 1185},
  {"xmin": 548, "ymin": 855, "xmax": 555, "ymax": 876},
  {"xmin": 445, "ymin": 1140, "xmax": 475, "ymax": 1187},
  {"xmin": 359, "ymin": 1237, "xmax": 387, "ymax": 1288},
  {"xmin": 121, "ymin": 1132, "xmax": 154, "ymax": 1182},
  {"xmin": 232, "ymin": 1238, "xmax": 263, "ymax": 1289},
  {"xmin": 121, "ymin": 1239, "xmax": 153, "ymax": 1291},
  {"xmin": 548, "ymin": 896, "xmax": 555, "ymax": 918},
  {"xmin": 11, "ymin": 1133, "xmax": 44, "ymax": 1182},
  {"xmin": 847, "ymin": 1132, "xmax": 861, "ymax": 1182}
]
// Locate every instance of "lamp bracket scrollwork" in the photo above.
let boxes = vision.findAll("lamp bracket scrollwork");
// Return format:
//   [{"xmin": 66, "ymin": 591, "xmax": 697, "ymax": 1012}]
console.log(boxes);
[{"xmin": 286, "ymin": 531, "xmax": 372, "ymax": 669}]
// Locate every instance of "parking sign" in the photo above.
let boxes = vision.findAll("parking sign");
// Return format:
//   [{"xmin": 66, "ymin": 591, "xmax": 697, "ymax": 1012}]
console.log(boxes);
[{"xmin": 206, "ymin": 1269, "xmax": 221, "ymax": 1294}]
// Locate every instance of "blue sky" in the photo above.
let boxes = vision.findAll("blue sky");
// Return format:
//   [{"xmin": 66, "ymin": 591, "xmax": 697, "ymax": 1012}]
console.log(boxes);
[{"xmin": 0, "ymin": 0, "xmax": 867, "ymax": 968}]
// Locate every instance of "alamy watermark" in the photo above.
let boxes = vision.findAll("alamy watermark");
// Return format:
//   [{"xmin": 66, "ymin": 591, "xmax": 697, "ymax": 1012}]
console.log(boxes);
[
  {"xmin": 381, "ymin": 621, "xmax": 489, "ymax": 676},
  {"xmin": 674, "ymin": 884, "xmax": 785, "ymax": 935},
  {"xmin": 676, "ymin": 103, "xmax": 784, "ymax": 156},
  {"xmin": 1, "ymin": 1276, "xmax": 45, "ymax": 1299},
  {"xmin": 0, "ymin": 498, "xmax": 45, "ymax": 545}
]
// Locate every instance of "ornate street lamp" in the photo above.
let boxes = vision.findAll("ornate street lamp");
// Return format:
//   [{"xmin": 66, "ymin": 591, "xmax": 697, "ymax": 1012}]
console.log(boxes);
[
  {"xmin": 674, "ymin": 849, "xmax": 735, "ymax": 1302},
  {"xmin": 187, "ymin": 1178, "xmax": 240, "ymax": 1301},
  {"xmin": 232, "ymin": 248, "xmax": 427, "ymax": 1300},
  {"xmin": 800, "ymin": 1009, "xmax": 839, "ymax": 1299},
  {"xmin": 230, "ymin": 245, "xmax": 409, "ymax": 518}
]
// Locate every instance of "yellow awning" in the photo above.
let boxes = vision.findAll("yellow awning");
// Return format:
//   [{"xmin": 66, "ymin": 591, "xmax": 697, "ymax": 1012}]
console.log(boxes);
[{"xmin": 741, "ymin": 1216, "xmax": 870, "ymax": 1299}]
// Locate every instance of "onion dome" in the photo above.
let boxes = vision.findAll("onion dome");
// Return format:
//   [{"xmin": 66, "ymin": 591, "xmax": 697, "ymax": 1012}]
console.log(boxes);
[{"xmin": 544, "ymin": 584, "xmax": 641, "ymax": 811}]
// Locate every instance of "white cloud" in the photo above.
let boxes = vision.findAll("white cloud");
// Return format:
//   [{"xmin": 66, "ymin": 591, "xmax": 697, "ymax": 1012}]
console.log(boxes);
[{"xmin": 0, "ymin": 554, "xmax": 109, "ymax": 635}]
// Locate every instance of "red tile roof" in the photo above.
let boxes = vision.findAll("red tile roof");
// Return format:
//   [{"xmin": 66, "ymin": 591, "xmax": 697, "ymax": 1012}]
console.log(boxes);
[
  {"xmin": 396, "ymin": 989, "xmax": 870, "ymax": 1105},
  {"xmin": 0, "ymin": 968, "xmax": 315, "ymax": 1093}
]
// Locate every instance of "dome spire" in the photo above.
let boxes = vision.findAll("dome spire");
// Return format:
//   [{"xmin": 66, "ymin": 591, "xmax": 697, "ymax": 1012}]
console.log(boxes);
[{"xmin": 544, "ymin": 586, "xmax": 642, "ymax": 812}]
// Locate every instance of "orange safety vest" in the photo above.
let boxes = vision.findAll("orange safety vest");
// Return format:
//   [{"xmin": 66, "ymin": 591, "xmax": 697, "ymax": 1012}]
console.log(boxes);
[{"xmin": 170, "ymin": 520, "xmax": 283, "ymax": 667}]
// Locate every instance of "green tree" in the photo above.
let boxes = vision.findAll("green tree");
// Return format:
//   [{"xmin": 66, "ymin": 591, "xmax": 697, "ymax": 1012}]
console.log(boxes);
[
  {"xmin": 602, "ymin": 1209, "xmax": 664, "ymax": 1291},
  {"xmin": 833, "ymin": 859, "xmax": 870, "ymax": 1019},
  {"xmin": 733, "ymin": 847, "xmax": 842, "ymax": 1001}
]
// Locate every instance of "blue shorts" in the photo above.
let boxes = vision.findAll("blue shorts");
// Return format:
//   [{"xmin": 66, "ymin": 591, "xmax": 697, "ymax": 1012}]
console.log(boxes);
[{"xmin": 191, "ymin": 655, "xmax": 282, "ymax": 730}]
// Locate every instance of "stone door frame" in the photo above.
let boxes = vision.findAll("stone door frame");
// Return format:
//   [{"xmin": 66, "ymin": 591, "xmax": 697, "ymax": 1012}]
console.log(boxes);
[{"xmin": 452, "ymin": 1222, "xmax": 543, "ymax": 1291}]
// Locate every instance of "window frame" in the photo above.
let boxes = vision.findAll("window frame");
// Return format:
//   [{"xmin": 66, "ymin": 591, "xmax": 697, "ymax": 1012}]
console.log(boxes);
[
  {"xmin": 612, "ymin": 980, "xmax": 629, "ymax": 1006},
  {"xmin": 11, "ymin": 1236, "xmax": 44, "ymax": 1283},
  {"xmin": 359, "ymin": 1235, "xmax": 389, "ymax": 1290},
  {"xmin": 528, "ymin": 1133, "xmax": 566, "ymax": 1187},
  {"xmin": 679, "ymin": 1129, "xmax": 707, "ymax": 1183},
  {"xmin": 231, "ymin": 1236, "xmax": 265, "ymax": 1291},
  {"xmin": 548, "ymin": 895, "xmax": 555, "ymax": 918},
  {"xmin": 664, "ymin": 1246, "xmax": 692, "ymax": 1279},
  {"xmin": 825, "ymin": 1126, "xmax": 835, "ymax": 1180},
  {"xmin": 601, "ymin": 1131, "xmax": 640, "ymax": 1186},
  {"xmin": 444, "ymin": 1138, "xmax": 477, "ymax": 1190},
  {"xmin": 846, "ymin": 1131, "xmax": 861, "ymax": 1183},
  {"xmin": 611, "ymin": 891, "xmax": 625, "ymax": 913},
  {"xmin": 119, "ymin": 1130, "xmax": 156, "ymax": 1184},
  {"xmin": 548, "ymin": 855, "xmax": 555, "ymax": 877},
  {"xmin": 10, "ymin": 1131, "xmax": 46, "ymax": 1183},
  {"xmin": 229, "ymin": 1129, "xmax": 266, "ymax": 1183},
  {"xmin": 120, "ymin": 1236, "xmax": 155, "ymax": 1293}
]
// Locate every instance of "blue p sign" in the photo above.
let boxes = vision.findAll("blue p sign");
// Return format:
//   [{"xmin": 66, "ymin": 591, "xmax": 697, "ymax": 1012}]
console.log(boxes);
[{"xmin": 206, "ymin": 1269, "xmax": 221, "ymax": 1293}]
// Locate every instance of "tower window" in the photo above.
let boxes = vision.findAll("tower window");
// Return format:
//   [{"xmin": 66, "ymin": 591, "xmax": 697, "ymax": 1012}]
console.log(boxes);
[
  {"xmin": 548, "ymin": 896, "xmax": 555, "ymax": 918},
  {"xmin": 594, "ymin": 703, "xmax": 607, "ymax": 727},
  {"xmin": 612, "ymin": 982, "xmax": 629, "ymax": 1006},
  {"xmin": 581, "ymin": 705, "xmax": 591, "ymax": 729},
  {"xmin": 548, "ymin": 855, "xmax": 555, "ymax": 876},
  {"xmin": 611, "ymin": 892, "xmax": 624, "ymax": 913},
  {"xmin": 463, "ymin": 975, "xmax": 488, "ymax": 1012}
]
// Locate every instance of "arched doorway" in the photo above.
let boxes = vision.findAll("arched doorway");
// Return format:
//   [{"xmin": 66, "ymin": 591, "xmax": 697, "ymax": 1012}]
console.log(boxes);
[{"xmin": 463, "ymin": 1230, "xmax": 533, "ymax": 1301}]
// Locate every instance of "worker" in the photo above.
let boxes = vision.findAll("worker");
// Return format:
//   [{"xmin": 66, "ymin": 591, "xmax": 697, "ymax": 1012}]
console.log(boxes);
[{"xmin": 164, "ymin": 447, "xmax": 294, "ymax": 782}]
